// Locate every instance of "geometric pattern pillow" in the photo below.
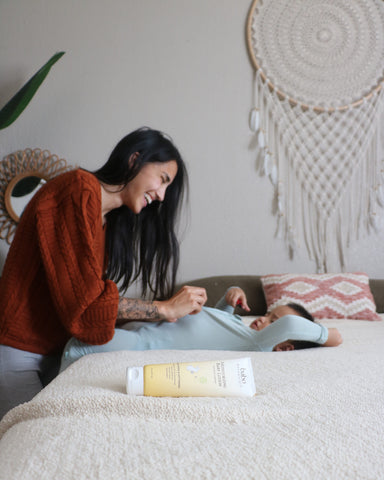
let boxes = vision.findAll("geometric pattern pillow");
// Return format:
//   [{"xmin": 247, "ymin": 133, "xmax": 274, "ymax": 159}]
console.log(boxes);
[{"xmin": 261, "ymin": 272, "xmax": 381, "ymax": 321}]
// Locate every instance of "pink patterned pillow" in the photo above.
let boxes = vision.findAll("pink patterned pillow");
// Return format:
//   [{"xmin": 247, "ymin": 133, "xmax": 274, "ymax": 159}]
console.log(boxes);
[{"xmin": 261, "ymin": 272, "xmax": 381, "ymax": 321}]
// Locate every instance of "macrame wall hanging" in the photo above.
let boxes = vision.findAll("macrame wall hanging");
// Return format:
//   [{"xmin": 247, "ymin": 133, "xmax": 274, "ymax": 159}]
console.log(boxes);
[{"xmin": 246, "ymin": 0, "xmax": 384, "ymax": 272}]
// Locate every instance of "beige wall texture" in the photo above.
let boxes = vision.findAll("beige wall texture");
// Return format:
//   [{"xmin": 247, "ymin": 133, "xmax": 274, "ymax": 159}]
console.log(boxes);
[{"xmin": 0, "ymin": 0, "xmax": 383, "ymax": 288}]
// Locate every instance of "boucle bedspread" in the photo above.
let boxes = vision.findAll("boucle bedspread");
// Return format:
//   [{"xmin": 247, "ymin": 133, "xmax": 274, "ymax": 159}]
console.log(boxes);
[{"xmin": 0, "ymin": 318, "xmax": 383, "ymax": 480}]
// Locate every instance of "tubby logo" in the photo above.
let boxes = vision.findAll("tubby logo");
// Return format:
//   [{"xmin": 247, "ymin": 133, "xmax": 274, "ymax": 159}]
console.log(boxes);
[{"xmin": 239, "ymin": 367, "xmax": 247, "ymax": 384}]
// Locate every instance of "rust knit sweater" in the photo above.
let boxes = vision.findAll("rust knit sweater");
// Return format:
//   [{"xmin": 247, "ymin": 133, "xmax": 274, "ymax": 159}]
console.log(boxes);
[{"xmin": 0, "ymin": 169, "xmax": 119, "ymax": 355}]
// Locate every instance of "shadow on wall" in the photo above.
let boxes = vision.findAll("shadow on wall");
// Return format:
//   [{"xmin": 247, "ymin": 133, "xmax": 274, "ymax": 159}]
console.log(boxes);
[{"xmin": 0, "ymin": 242, "xmax": 10, "ymax": 274}]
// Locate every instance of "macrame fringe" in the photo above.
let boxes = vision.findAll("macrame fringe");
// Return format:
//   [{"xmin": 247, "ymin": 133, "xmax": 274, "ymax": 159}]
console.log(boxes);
[{"xmin": 250, "ymin": 72, "xmax": 384, "ymax": 272}]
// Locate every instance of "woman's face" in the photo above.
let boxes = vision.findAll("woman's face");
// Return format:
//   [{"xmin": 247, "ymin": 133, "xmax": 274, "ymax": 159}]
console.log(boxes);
[{"xmin": 122, "ymin": 160, "xmax": 178, "ymax": 214}]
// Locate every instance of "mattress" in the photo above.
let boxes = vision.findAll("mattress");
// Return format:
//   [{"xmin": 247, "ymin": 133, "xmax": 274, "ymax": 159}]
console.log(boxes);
[{"xmin": 0, "ymin": 317, "xmax": 383, "ymax": 480}]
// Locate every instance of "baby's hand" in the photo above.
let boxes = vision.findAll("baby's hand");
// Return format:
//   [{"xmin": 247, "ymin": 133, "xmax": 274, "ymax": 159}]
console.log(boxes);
[{"xmin": 225, "ymin": 287, "xmax": 251, "ymax": 312}]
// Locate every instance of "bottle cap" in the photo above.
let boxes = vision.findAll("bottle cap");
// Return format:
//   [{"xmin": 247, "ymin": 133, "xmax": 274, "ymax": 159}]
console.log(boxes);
[{"xmin": 126, "ymin": 366, "xmax": 144, "ymax": 395}]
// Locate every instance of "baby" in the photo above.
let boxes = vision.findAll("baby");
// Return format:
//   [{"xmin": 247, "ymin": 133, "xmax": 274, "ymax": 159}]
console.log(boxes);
[
  {"xmin": 221, "ymin": 287, "xmax": 341, "ymax": 350},
  {"xmin": 61, "ymin": 286, "xmax": 342, "ymax": 370}
]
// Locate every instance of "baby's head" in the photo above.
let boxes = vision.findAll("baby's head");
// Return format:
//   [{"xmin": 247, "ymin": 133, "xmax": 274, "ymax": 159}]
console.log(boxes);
[
  {"xmin": 249, "ymin": 302, "xmax": 318, "ymax": 351},
  {"xmin": 249, "ymin": 302, "xmax": 314, "ymax": 331}
]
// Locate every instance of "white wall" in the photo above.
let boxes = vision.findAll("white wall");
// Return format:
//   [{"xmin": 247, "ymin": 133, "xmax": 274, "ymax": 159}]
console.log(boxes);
[{"xmin": 1, "ymin": 0, "xmax": 383, "ymax": 286}]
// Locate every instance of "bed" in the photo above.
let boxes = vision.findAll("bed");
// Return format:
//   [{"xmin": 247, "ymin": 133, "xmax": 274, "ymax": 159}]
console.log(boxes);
[{"xmin": 0, "ymin": 275, "xmax": 383, "ymax": 480}]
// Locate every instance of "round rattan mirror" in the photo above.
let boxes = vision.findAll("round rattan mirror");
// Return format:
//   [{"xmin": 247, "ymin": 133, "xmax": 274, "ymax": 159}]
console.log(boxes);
[{"xmin": 0, "ymin": 148, "xmax": 73, "ymax": 244}]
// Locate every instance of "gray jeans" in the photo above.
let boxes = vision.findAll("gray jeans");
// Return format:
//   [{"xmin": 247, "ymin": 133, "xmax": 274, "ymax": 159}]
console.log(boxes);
[{"xmin": 0, "ymin": 344, "xmax": 61, "ymax": 420}]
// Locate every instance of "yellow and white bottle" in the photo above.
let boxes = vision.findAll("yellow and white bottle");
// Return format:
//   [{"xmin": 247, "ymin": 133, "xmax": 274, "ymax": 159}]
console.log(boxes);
[{"xmin": 126, "ymin": 357, "xmax": 256, "ymax": 397}]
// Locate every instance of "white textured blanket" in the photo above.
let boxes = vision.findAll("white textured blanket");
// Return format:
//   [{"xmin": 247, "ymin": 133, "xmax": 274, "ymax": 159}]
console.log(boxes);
[{"xmin": 0, "ymin": 318, "xmax": 383, "ymax": 480}]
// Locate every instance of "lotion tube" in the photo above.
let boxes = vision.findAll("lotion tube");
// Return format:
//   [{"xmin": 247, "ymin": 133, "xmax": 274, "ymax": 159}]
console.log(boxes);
[{"xmin": 126, "ymin": 357, "xmax": 256, "ymax": 397}]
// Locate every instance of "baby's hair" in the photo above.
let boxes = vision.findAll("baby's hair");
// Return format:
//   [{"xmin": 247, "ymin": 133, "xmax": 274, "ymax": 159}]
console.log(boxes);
[
  {"xmin": 287, "ymin": 302, "xmax": 314, "ymax": 322},
  {"xmin": 286, "ymin": 302, "xmax": 318, "ymax": 350}
]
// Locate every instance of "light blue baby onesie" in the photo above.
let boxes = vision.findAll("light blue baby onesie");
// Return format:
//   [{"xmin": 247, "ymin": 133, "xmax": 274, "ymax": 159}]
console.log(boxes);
[{"xmin": 61, "ymin": 293, "xmax": 328, "ymax": 370}]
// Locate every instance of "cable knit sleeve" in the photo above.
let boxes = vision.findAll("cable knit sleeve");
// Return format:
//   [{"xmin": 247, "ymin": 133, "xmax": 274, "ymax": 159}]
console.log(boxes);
[{"xmin": 35, "ymin": 175, "xmax": 119, "ymax": 345}]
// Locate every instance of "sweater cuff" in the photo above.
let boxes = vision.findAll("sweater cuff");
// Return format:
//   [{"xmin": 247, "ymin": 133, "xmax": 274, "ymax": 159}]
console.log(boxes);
[{"xmin": 72, "ymin": 280, "xmax": 119, "ymax": 345}]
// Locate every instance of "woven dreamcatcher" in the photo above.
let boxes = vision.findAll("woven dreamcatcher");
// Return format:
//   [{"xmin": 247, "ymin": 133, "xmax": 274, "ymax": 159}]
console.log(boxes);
[{"xmin": 247, "ymin": 0, "xmax": 384, "ymax": 272}]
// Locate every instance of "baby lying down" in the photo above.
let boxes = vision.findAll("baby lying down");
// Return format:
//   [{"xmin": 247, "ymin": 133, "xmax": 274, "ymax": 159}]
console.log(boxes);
[{"xmin": 61, "ymin": 287, "xmax": 342, "ymax": 371}]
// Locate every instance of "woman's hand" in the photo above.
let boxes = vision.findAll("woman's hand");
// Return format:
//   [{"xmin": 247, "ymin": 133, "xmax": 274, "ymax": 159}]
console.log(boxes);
[
  {"xmin": 225, "ymin": 287, "xmax": 251, "ymax": 312},
  {"xmin": 154, "ymin": 285, "xmax": 208, "ymax": 322}
]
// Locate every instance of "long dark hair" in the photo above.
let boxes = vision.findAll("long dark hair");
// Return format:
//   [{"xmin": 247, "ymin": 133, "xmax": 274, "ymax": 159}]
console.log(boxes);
[{"xmin": 93, "ymin": 127, "xmax": 188, "ymax": 299}]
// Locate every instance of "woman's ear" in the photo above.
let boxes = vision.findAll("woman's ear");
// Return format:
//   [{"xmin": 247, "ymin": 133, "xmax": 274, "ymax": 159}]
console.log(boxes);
[{"xmin": 128, "ymin": 152, "xmax": 139, "ymax": 167}]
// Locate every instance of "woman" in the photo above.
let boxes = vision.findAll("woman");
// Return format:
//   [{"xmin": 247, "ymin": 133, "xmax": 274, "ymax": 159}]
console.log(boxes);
[{"xmin": 0, "ymin": 127, "xmax": 206, "ymax": 418}]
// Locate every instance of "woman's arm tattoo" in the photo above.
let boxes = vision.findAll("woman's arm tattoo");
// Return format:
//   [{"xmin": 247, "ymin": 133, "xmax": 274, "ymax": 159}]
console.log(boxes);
[{"xmin": 117, "ymin": 297, "xmax": 166, "ymax": 322}]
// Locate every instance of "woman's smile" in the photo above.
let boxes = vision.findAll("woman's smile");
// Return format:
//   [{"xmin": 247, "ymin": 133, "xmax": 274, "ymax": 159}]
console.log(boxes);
[{"xmin": 144, "ymin": 193, "xmax": 153, "ymax": 206}]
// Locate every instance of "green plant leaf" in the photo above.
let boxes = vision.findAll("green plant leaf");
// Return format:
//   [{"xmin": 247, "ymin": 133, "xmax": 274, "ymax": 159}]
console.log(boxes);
[{"xmin": 0, "ymin": 51, "xmax": 65, "ymax": 130}]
